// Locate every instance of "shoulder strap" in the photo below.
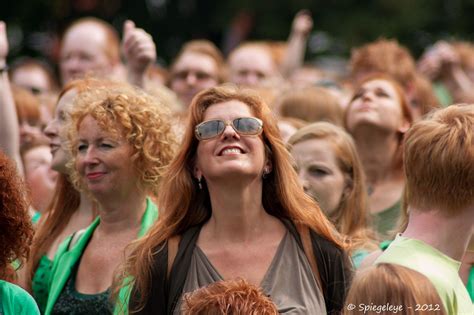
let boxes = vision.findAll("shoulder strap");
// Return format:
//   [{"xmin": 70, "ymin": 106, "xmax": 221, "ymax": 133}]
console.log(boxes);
[
  {"xmin": 296, "ymin": 224, "xmax": 324, "ymax": 294},
  {"xmin": 167, "ymin": 235, "xmax": 181, "ymax": 280},
  {"xmin": 67, "ymin": 228, "xmax": 87, "ymax": 251}
]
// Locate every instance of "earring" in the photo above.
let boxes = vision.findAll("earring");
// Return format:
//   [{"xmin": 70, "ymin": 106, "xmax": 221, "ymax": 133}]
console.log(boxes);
[
  {"xmin": 198, "ymin": 177, "xmax": 202, "ymax": 190},
  {"xmin": 262, "ymin": 168, "xmax": 270, "ymax": 179}
]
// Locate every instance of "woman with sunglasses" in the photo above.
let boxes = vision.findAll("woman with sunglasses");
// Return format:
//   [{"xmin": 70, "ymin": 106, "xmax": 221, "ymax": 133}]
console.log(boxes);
[{"xmin": 118, "ymin": 85, "xmax": 352, "ymax": 314}]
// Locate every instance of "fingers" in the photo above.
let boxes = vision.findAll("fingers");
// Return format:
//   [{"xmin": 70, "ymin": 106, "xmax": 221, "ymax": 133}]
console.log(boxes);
[
  {"xmin": 292, "ymin": 10, "xmax": 313, "ymax": 36},
  {"xmin": 0, "ymin": 21, "xmax": 8, "ymax": 61},
  {"xmin": 122, "ymin": 20, "xmax": 156, "ymax": 73}
]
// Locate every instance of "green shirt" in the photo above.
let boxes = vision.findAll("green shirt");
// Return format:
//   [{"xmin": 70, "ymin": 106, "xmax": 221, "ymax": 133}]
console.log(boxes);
[
  {"xmin": 32, "ymin": 255, "xmax": 53, "ymax": 313},
  {"xmin": 371, "ymin": 200, "xmax": 401, "ymax": 240},
  {"xmin": 468, "ymin": 266, "xmax": 474, "ymax": 302},
  {"xmin": 375, "ymin": 235, "xmax": 474, "ymax": 315},
  {"xmin": 44, "ymin": 198, "xmax": 158, "ymax": 315},
  {"xmin": 0, "ymin": 280, "xmax": 40, "ymax": 315}
]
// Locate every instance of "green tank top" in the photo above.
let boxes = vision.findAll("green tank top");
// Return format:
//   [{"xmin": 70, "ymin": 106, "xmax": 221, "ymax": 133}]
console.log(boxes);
[
  {"xmin": 51, "ymin": 259, "xmax": 112, "ymax": 315},
  {"xmin": 32, "ymin": 255, "xmax": 53, "ymax": 313},
  {"xmin": 468, "ymin": 266, "xmax": 474, "ymax": 302}
]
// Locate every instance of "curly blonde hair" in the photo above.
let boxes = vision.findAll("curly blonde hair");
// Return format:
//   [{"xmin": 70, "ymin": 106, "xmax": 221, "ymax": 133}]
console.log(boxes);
[{"xmin": 66, "ymin": 82, "xmax": 178, "ymax": 197}]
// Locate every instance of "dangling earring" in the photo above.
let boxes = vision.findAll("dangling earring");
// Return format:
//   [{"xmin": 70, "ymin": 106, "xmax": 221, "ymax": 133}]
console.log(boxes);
[
  {"xmin": 198, "ymin": 177, "xmax": 202, "ymax": 190},
  {"xmin": 262, "ymin": 168, "xmax": 269, "ymax": 179}
]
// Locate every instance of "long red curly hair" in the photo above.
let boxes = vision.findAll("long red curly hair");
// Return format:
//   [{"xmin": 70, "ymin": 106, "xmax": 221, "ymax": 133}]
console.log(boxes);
[
  {"xmin": 117, "ymin": 84, "xmax": 345, "ymax": 311},
  {"xmin": 0, "ymin": 150, "xmax": 34, "ymax": 282}
]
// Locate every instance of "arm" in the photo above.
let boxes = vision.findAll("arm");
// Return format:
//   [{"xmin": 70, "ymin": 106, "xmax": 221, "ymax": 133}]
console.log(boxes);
[
  {"xmin": 0, "ymin": 21, "xmax": 23, "ymax": 174},
  {"xmin": 280, "ymin": 10, "xmax": 313, "ymax": 77},
  {"xmin": 122, "ymin": 20, "xmax": 157, "ymax": 88}
]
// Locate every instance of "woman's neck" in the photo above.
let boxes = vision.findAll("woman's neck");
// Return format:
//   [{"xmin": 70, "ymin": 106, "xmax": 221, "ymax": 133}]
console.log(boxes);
[
  {"xmin": 96, "ymin": 190, "xmax": 147, "ymax": 235},
  {"xmin": 403, "ymin": 207, "xmax": 474, "ymax": 261},
  {"xmin": 204, "ymin": 179, "xmax": 276, "ymax": 243},
  {"xmin": 353, "ymin": 126, "xmax": 400, "ymax": 186}
]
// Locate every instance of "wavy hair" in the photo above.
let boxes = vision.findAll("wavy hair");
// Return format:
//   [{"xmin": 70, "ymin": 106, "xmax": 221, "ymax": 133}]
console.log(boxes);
[
  {"xmin": 345, "ymin": 73, "xmax": 413, "ymax": 169},
  {"xmin": 27, "ymin": 78, "xmax": 121, "ymax": 289},
  {"xmin": 181, "ymin": 278, "xmax": 278, "ymax": 315},
  {"xmin": 288, "ymin": 122, "xmax": 378, "ymax": 253},
  {"xmin": 0, "ymin": 150, "xmax": 34, "ymax": 282},
  {"xmin": 344, "ymin": 263, "xmax": 445, "ymax": 315},
  {"xmin": 404, "ymin": 104, "xmax": 474, "ymax": 215},
  {"xmin": 67, "ymin": 82, "xmax": 177, "ymax": 197},
  {"xmin": 118, "ymin": 84, "xmax": 344, "ymax": 311}
]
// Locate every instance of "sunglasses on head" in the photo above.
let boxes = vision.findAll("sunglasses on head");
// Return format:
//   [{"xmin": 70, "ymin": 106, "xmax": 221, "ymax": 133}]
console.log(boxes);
[{"xmin": 195, "ymin": 117, "xmax": 263, "ymax": 140}]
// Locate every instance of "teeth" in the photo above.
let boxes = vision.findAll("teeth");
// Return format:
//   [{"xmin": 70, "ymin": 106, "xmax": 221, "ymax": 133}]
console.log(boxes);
[{"xmin": 221, "ymin": 148, "xmax": 242, "ymax": 155}]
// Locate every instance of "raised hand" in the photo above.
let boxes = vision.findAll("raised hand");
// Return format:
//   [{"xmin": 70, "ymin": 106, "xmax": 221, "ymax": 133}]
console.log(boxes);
[
  {"xmin": 0, "ymin": 21, "xmax": 9, "ymax": 67},
  {"xmin": 291, "ymin": 10, "xmax": 313, "ymax": 38},
  {"xmin": 122, "ymin": 20, "xmax": 156, "ymax": 80}
]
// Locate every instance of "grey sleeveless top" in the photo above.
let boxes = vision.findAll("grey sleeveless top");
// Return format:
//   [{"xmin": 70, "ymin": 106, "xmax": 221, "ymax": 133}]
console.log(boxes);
[{"xmin": 173, "ymin": 231, "xmax": 326, "ymax": 314}]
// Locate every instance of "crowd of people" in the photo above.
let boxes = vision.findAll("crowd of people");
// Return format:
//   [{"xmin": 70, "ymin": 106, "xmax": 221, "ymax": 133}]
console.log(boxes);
[{"xmin": 0, "ymin": 9, "xmax": 473, "ymax": 315}]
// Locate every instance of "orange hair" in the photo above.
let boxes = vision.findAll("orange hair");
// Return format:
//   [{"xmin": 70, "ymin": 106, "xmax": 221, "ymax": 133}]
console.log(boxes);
[
  {"xmin": 62, "ymin": 17, "xmax": 120, "ymax": 65},
  {"xmin": 288, "ymin": 122, "xmax": 378, "ymax": 252},
  {"xmin": 121, "ymin": 85, "xmax": 344, "ymax": 311},
  {"xmin": 345, "ymin": 73, "xmax": 413, "ymax": 169},
  {"xmin": 0, "ymin": 150, "xmax": 34, "ymax": 283},
  {"xmin": 181, "ymin": 278, "xmax": 278, "ymax": 315},
  {"xmin": 169, "ymin": 40, "xmax": 227, "ymax": 84},
  {"xmin": 12, "ymin": 84, "xmax": 41, "ymax": 126},
  {"xmin": 10, "ymin": 57, "xmax": 59, "ymax": 92},
  {"xmin": 278, "ymin": 86, "xmax": 344, "ymax": 126},
  {"xmin": 229, "ymin": 41, "xmax": 278, "ymax": 67},
  {"xmin": 26, "ymin": 78, "xmax": 114, "ymax": 290},
  {"xmin": 344, "ymin": 263, "xmax": 445, "ymax": 315},
  {"xmin": 350, "ymin": 38, "xmax": 416, "ymax": 87},
  {"xmin": 404, "ymin": 104, "xmax": 474, "ymax": 214}
]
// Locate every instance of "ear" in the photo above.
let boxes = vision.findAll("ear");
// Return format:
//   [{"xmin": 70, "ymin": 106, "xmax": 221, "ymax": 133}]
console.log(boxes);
[
  {"xmin": 397, "ymin": 118, "xmax": 411, "ymax": 134},
  {"xmin": 264, "ymin": 158, "xmax": 273, "ymax": 174},
  {"xmin": 342, "ymin": 175, "xmax": 353, "ymax": 200},
  {"xmin": 193, "ymin": 166, "xmax": 202, "ymax": 180}
]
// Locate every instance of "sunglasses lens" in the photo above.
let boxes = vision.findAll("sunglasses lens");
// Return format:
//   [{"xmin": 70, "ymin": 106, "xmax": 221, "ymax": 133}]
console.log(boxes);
[
  {"xmin": 233, "ymin": 118, "xmax": 262, "ymax": 134},
  {"xmin": 197, "ymin": 120, "xmax": 225, "ymax": 139}
]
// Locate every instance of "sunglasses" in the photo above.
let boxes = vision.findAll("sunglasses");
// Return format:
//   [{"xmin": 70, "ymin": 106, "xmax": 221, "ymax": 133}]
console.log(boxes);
[{"xmin": 195, "ymin": 117, "xmax": 263, "ymax": 140}]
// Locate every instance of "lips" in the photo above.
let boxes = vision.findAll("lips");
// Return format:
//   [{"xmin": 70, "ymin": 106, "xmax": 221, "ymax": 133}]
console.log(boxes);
[
  {"xmin": 50, "ymin": 143, "xmax": 61, "ymax": 155},
  {"xmin": 86, "ymin": 172, "xmax": 106, "ymax": 180},
  {"xmin": 218, "ymin": 145, "xmax": 245, "ymax": 156}
]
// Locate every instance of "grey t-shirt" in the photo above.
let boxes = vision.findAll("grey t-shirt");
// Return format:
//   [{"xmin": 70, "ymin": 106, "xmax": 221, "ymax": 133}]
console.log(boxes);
[{"xmin": 174, "ymin": 231, "xmax": 326, "ymax": 314}]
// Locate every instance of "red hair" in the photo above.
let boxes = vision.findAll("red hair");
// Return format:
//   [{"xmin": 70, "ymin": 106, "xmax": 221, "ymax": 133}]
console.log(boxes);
[
  {"xmin": 0, "ymin": 151, "xmax": 34, "ymax": 282},
  {"xmin": 120, "ymin": 85, "xmax": 344, "ymax": 311},
  {"xmin": 182, "ymin": 278, "xmax": 278, "ymax": 315}
]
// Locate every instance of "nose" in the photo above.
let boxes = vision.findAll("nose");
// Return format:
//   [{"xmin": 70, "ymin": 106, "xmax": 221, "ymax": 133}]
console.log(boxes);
[
  {"xmin": 221, "ymin": 123, "xmax": 240, "ymax": 140},
  {"xmin": 81, "ymin": 146, "xmax": 100, "ymax": 167},
  {"xmin": 361, "ymin": 90, "xmax": 373, "ymax": 101},
  {"xmin": 245, "ymin": 73, "xmax": 259, "ymax": 86},
  {"xmin": 44, "ymin": 120, "xmax": 58, "ymax": 139},
  {"xmin": 298, "ymin": 171, "xmax": 310, "ymax": 191},
  {"xmin": 185, "ymin": 73, "xmax": 197, "ymax": 86}
]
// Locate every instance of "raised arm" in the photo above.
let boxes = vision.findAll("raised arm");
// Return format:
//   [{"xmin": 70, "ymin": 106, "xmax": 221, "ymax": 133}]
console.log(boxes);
[
  {"xmin": 122, "ymin": 20, "xmax": 157, "ymax": 88},
  {"xmin": 0, "ymin": 21, "xmax": 22, "ymax": 174},
  {"xmin": 281, "ymin": 10, "xmax": 313, "ymax": 77}
]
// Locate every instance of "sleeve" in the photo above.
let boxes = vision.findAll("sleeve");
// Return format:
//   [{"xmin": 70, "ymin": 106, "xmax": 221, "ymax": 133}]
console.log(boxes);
[{"xmin": 311, "ymin": 231, "xmax": 353, "ymax": 314}]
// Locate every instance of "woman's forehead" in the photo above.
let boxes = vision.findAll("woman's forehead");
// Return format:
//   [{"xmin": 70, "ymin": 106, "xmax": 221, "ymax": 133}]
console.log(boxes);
[{"xmin": 202, "ymin": 100, "xmax": 254, "ymax": 120}]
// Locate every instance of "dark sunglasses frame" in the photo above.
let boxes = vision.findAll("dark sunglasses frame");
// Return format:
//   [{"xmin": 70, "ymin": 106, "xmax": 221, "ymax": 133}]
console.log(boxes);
[{"xmin": 195, "ymin": 117, "xmax": 263, "ymax": 140}]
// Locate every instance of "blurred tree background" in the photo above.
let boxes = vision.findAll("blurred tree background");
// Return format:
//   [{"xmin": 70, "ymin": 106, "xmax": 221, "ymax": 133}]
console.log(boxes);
[{"xmin": 0, "ymin": 0, "xmax": 473, "ymax": 69}]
